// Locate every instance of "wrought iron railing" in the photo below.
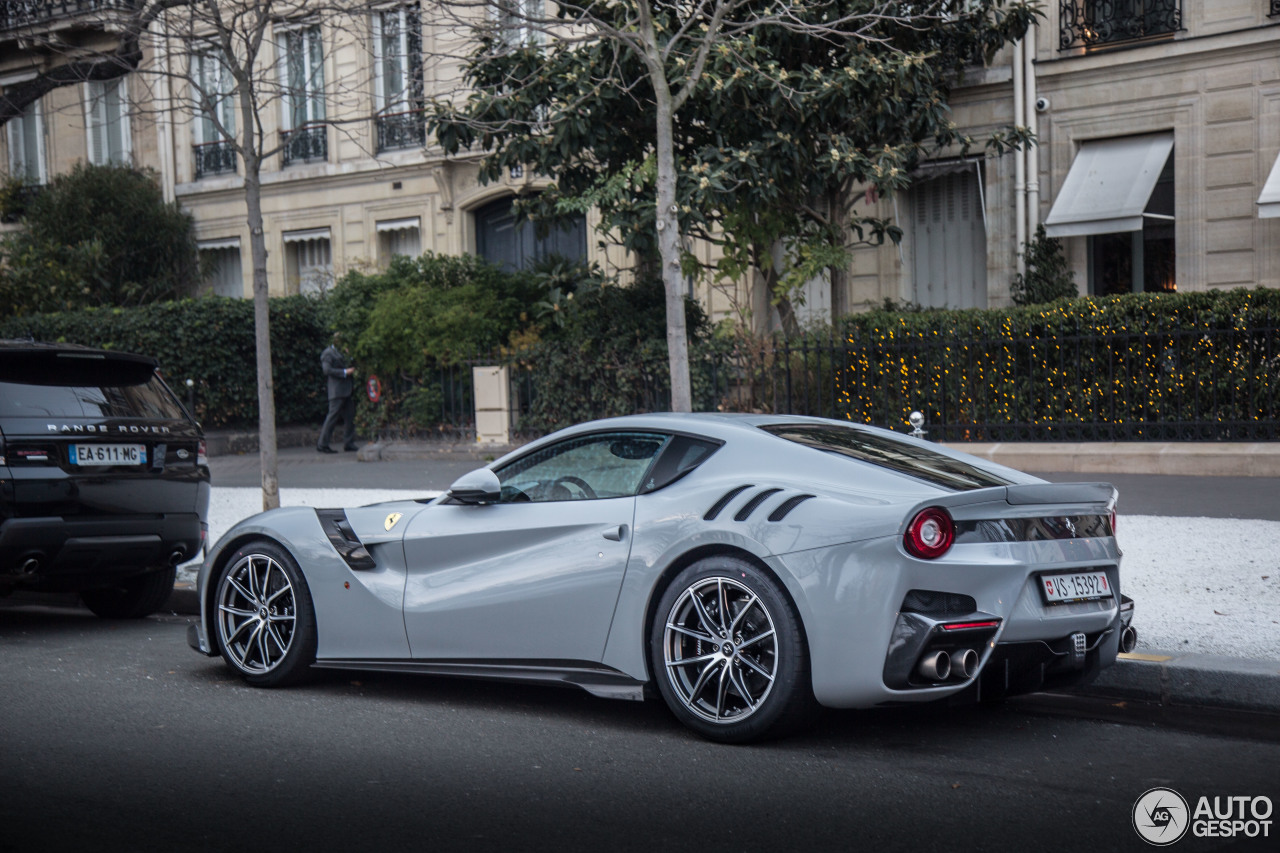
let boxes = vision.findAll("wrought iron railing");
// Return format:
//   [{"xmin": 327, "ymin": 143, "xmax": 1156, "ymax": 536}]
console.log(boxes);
[
  {"xmin": 1059, "ymin": 0, "xmax": 1182, "ymax": 51},
  {"xmin": 1271, "ymin": 0, "xmax": 1280, "ymax": 18},
  {"xmin": 280, "ymin": 124, "xmax": 327, "ymax": 165},
  {"xmin": 376, "ymin": 109, "xmax": 426, "ymax": 152},
  {"xmin": 0, "ymin": 0, "xmax": 128, "ymax": 33},
  {"xmin": 193, "ymin": 140, "xmax": 236, "ymax": 179}
]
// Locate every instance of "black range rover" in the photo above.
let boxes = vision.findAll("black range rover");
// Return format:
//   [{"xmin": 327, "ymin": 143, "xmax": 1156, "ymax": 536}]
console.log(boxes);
[{"xmin": 0, "ymin": 341, "xmax": 210, "ymax": 618}]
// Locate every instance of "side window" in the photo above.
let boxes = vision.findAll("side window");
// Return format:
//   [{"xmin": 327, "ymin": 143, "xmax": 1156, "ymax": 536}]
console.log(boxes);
[{"xmin": 496, "ymin": 432, "xmax": 668, "ymax": 503}]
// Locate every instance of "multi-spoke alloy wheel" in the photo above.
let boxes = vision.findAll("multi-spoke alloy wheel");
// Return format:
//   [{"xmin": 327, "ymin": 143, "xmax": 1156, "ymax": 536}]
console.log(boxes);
[
  {"xmin": 663, "ymin": 576, "xmax": 778, "ymax": 723},
  {"xmin": 651, "ymin": 557, "xmax": 813, "ymax": 743},
  {"xmin": 214, "ymin": 541, "xmax": 316, "ymax": 687}
]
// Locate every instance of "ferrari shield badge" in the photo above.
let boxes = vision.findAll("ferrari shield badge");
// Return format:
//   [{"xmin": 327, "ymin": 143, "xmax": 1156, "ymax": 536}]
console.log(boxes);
[{"xmin": 384, "ymin": 512, "xmax": 403, "ymax": 531}]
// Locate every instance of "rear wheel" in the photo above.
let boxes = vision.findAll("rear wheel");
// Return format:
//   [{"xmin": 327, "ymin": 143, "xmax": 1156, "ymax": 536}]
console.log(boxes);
[
  {"xmin": 650, "ymin": 556, "xmax": 814, "ymax": 743},
  {"xmin": 81, "ymin": 566, "xmax": 176, "ymax": 619},
  {"xmin": 213, "ymin": 540, "xmax": 316, "ymax": 687}
]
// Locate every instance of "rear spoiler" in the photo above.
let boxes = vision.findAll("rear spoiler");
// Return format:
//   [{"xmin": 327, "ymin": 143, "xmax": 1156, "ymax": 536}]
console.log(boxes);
[
  {"xmin": 1003, "ymin": 483, "xmax": 1116, "ymax": 506},
  {"xmin": 920, "ymin": 482, "xmax": 1117, "ymax": 521}
]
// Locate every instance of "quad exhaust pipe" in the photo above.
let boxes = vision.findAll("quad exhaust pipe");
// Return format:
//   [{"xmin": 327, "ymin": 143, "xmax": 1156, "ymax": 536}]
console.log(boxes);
[
  {"xmin": 168, "ymin": 547, "xmax": 187, "ymax": 566},
  {"xmin": 1120, "ymin": 625, "xmax": 1138, "ymax": 654},
  {"xmin": 20, "ymin": 556, "xmax": 41, "ymax": 575},
  {"xmin": 916, "ymin": 648, "xmax": 979, "ymax": 683}
]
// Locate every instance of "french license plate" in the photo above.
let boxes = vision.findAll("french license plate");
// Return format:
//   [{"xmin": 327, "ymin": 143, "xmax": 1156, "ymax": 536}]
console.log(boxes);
[
  {"xmin": 1040, "ymin": 571, "xmax": 1112, "ymax": 604},
  {"xmin": 70, "ymin": 443, "xmax": 147, "ymax": 466}
]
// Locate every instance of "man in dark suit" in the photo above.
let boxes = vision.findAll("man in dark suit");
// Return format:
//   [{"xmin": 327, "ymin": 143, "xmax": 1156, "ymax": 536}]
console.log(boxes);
[{"xmin": 318, "ymin": 332, "xmax": 358, "ymax": 453}]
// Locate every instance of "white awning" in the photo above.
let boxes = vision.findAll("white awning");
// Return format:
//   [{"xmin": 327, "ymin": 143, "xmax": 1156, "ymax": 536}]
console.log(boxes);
[
  {"xmin": 282, "ymin": 227, "xmax": 331, "ymax": 244},
  {"xmin": 1044, "ymin": 132, "xmax": 1174, "ymax": 238},
  {"xmin": 1258, "ymin": 152, "xmax": 1280, "ymax": 218},
  {"xmin": 375, "ymin": 217, "xmax": 420, "ymax": 233},
  {"xmin": 197, "ymin": 237, "xmax": 240, "ymax": 251}
]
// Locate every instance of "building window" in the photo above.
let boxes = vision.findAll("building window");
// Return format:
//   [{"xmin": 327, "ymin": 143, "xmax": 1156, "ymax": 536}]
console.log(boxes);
[
  {"xmin": 192, "ymin": 52, "xmax": 237, "ymax": 178},
  {"xmin": 474, "ymin": 195, "xmax": 585, "ymax": 272},
  {"xmin": 495, "ymin": 0, "xmax": 544, "ymax": 46},
  {"xmin": 6, "ymin": 98, "xmax": 46, "ymax": 184},
  {"xmin": 278, "ymin": 24, "xmax": 327, "ymax": 165},
  {"xmin": 907, "ymin": 167, "xmax": 988, "ymax": 310},
  {"xmin": 85, "ymin": 77, "xmax": 131, "ymax": 166},
  {"xmin": 1059, "ymin": 1, "xmax": 1182, "ymax": 51},
  {"xmin": 199, "ymin": 239, "xmax": 245, "ymax": 298},
  {"xmin": 373, "ymin": 4, "xmax": 424, "ymax": 152},
  {"xmin": 376, "ymin": 217, "xmax": 421, "ymax": 266},
  {"xmin": 1089, "ymin": 152, "xmax": 1175, "ymax": 295},
  {"xmin": 283, "ymin": 229, "xmax": 332, "ymax": 294}
]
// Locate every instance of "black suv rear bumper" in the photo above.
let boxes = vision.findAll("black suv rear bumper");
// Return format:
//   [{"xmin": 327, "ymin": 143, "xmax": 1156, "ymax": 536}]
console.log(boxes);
[{"xmin": 0, "ymin": 514, "xmax": 203, "ymax": 592}]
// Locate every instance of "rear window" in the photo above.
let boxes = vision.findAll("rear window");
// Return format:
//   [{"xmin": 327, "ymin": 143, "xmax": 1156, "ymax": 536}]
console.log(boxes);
[
  {"xmin": 759, "ymin": 423, "xmax": 1011, "ymax": 491},
  {"xmin": 0, "ymin": 356, "xmax": 185, "ymax": 420}
]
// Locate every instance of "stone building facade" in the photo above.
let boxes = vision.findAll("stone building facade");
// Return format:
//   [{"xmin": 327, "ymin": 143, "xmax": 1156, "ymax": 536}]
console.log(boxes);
[{"xmin": 4, "ymin": 2, "xmax": 1279, "ymax": 322}]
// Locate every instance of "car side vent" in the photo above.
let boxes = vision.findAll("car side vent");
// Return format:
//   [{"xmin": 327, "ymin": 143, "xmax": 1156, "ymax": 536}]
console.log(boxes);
[
  {"xmin": 316, "ymin": 508, "xmax": 376, "ymax": 571},
  {"xmin": 734, "ymin": 488, "xmax": 784, "ymax": 522},
  {"xmin": 767, "ymin": 494, "xmax": 815, "ymax": 522},
  {"xmin": 704, "ymin": 485, "xmax": 754, "ymax": 521},
  {"xmin": 901, "ymin": 589, "xmax": 977, "ymax": 617}
]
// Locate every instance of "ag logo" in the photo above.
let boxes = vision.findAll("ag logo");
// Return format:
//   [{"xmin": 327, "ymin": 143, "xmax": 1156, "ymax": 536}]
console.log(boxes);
[
  {"xmin": 1133, "ymin": 787, "xmax": 1190, "ymax": 845},
  {"xmin": 384, "ymin": 512, "xmax": 403, "ymax": 531}
]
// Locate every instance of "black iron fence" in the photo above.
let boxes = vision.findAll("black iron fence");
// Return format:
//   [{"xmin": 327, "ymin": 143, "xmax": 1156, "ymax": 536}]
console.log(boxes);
[
  {"xmin": 1059, "ymin": 0, "xmax": 1182, "ymax": 51},
  {"xmin": 193, "ymin": 140, "xmax": 236, "ymax": 178},
  {"xmin": 0, "ymin": 0, "xmax": 127, "ymax": 33},
  {"xmin": 281, "ymin": 125, "xmax": 327, "ymax": 165},
  {"xmin": 362, "ymin": 313, "xmax": 1279, "ymax": 443}
]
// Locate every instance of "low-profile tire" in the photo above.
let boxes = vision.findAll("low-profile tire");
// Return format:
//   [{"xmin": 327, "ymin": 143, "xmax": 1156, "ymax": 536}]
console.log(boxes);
[
  {"xmin": 650, "ymin": 556, "xmax": 815, "ymax": 743},
  {"xmin": 213, "ymin": 540, "xmax": 317, "ymax": 687},
  {"xmin": 81, "ymin": 566, "xmax": 176, "ymax": 619}
]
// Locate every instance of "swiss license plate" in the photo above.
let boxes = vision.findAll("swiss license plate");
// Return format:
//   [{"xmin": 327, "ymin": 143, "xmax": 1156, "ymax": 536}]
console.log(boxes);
[
  {"xmin": 1040, "ymin": 571, "xmax": 1112, "ymax": 604},
  {"xmin": 70, "ymin": 443, "xmax": 147, "ymax": 466}
]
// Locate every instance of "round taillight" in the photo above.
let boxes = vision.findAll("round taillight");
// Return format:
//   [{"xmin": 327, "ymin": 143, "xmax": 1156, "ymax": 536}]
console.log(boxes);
[{"xmin": 904, "ymin": 507, "xmax": 955, "ymax": 559}]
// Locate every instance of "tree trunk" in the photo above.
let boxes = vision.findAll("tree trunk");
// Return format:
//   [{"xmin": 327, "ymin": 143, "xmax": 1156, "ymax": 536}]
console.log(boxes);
[
  {"xmin": 239, "ymin": 97, "xmax": 279, "ymax": 510},
  {"xmin": 651, "ymin": 85, "xmax": 692, "ymax": 412}
]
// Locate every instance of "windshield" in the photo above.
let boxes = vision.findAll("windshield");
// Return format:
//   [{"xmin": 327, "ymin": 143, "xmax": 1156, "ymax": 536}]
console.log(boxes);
[{"xmin": 759, "ymin": 423, "xmax": 1011, "ymax": 491}]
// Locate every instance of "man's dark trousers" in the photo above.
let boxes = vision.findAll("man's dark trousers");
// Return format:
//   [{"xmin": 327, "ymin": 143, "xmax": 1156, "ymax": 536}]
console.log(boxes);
[{"xmin": 319, "ymin": 344, "xmax": 357, "ymax": 450}]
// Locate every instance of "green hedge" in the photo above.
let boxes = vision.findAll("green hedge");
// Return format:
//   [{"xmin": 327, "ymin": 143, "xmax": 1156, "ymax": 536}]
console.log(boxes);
[
  {"xmin": 0, "ymin": 296, "xmax": 331, "ymax": 429},
  {"xmin": 831, "ymin": 288, "xmax": 1280, "ymax": 439}
]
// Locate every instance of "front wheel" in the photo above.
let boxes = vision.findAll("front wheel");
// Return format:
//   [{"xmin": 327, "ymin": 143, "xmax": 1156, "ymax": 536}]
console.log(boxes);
[
  {"xmin": 213, "ymin": 540, "xmax": 317, "ymax": 687},
  {"xmin": 650, "ymin": 556, "xmax": 814, "ymax": 743}
]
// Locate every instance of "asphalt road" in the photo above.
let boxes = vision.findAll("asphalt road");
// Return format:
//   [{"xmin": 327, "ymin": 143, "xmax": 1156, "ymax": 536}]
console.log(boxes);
[
  {"xmin": 209, "ymin": 446, "xmax": 1280, "ymax": 520},
  {"xmin": 2, "ymin": 604, "xmax": 1277, "ymax": 853}
]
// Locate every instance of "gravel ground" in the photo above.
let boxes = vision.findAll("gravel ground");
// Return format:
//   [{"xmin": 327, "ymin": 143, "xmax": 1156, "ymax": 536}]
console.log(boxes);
[{"xmin": 183, "ymin": 488, "xmax": 1280, "ymax": 663}]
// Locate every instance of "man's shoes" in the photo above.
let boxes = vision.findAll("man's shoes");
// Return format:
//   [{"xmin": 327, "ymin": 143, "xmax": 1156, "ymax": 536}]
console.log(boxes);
[
  {"xmin": 316, "ymin": 446, "xmax": 337, "ymax": 454},
  {"xmin": 342, "ymin": 445, "xmax": 359, "ymax": 452}
]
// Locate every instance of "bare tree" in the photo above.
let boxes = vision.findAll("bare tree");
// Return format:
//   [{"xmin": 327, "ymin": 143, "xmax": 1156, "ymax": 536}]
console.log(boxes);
[{"xmin": 2, "ymin": 1, "xmax": 374, "ymax": 510}]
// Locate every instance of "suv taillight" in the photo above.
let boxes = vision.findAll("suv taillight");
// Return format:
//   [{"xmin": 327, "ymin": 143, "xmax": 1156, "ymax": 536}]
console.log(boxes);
[
  {"xmin": 904, "ymin": 507, "xmax": 955, "ymax": 560},
  {"xmin": 197, "ymin": 439, "xmax": 208, "ymax": 466}
]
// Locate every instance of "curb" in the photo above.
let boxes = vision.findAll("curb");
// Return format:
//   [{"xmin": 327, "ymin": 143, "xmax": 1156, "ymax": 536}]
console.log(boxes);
[{"xmin": 1074, "ymin": 652, "xmax": 1280, "ymax": 716}]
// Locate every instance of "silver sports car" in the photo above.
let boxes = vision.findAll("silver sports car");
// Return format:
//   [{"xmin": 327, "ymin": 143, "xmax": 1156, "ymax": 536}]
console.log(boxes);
[{"xmin": 188, "ymin": 413, "xmax": 1135, "ymax": 742}]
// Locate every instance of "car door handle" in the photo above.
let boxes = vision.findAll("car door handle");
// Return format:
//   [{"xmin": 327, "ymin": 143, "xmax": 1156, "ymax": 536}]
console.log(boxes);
[{"xmin": 603, "ymin": 525, "xmax": 626, "ymax": 542}]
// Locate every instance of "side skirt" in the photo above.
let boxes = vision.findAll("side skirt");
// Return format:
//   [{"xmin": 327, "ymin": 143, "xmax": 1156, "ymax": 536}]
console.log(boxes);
[{"xmin": 312, "ymin": 657, "xmax": 648, "ymax": 701}]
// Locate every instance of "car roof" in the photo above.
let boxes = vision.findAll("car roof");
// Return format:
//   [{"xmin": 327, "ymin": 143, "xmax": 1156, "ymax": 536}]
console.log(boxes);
[{"xmin": 0, "ymin": 339, "xmax": 158, "ymax": 368}]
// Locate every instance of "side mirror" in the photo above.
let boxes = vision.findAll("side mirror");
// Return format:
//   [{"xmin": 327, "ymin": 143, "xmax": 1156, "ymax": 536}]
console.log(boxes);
[{"xmin": 448, "ymin": 468, "xmax": 502, "ymax": 505}]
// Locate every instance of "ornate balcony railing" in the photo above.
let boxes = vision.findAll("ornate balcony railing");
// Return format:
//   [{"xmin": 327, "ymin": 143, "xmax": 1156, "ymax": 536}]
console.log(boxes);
[
  {"xmin": 1059, "ymin": 0, "xmax": 1182, "ymax": 51},
  {"xmin": 280, "ymin": 124, "xmax": 327, "ymax": 165},
  {"xmin": 375, "ymin": 109, "xmax": 426, "ymax": 153},
  {"xmin": 193, "ymin": 140, "xmax": 237, "ymax": 179},
  {"xmin": 1, "ymin": 0, "xmax": 129, "ymax": 34}
]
